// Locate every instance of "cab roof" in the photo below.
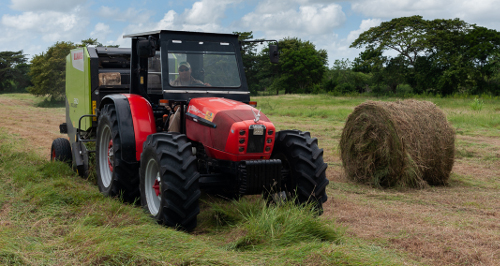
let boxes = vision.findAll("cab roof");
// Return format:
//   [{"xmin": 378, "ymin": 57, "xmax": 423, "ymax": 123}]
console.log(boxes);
[{"xmin": 123, "ymin": 30, "xmax": 238, "ymax": 39}]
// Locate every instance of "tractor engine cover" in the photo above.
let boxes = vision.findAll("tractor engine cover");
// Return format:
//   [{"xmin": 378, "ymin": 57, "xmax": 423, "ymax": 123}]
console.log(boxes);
[{"xmin": 186, "ymin": 97, "xmax": 276, "ymax": 161}]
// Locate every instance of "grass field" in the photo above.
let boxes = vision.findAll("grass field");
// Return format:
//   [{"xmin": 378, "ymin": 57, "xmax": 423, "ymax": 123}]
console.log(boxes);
[{"xmin": 0, "ymin": 93, "xmax": 499, "ymax": 265}]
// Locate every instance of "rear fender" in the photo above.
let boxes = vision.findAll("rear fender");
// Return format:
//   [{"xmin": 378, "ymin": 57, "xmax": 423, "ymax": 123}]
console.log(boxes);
[{"xmin": 99, "ymin": 94, "xmax": 156, "ymax": 162}]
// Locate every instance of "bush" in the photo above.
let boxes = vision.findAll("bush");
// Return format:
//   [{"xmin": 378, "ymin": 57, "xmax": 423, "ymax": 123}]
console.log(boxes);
[
  {"xmin": 395, "ymin": 84, "xmax": 413, "ymax": 96},
  {"xmin": 470, "ymin": 97, "xmax": 484, "ymax": 111}
]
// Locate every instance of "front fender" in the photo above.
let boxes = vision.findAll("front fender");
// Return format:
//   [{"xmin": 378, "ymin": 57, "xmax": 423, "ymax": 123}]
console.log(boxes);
[
  {"xmin": 125, "ymin": 94, "xmax": 156, "ymax": 161},
  {"xmin": 100, "ymin": 94, "xmax": 156, "ymax": 162}
]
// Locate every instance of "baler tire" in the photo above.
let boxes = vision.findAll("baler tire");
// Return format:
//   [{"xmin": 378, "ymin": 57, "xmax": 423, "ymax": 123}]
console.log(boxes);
[
  {"xmin": 96, "ymin": 104, "xmax": 140, "ymax": 203},
  {"xmin": 50, "ymin": 138, "xmax": 72, "ymax": 164},
  {"xmin": 140, "ymin": 133, "xmax": 200, "ymax": 231},
  {"xmin": 271, "ymin": 130, "xmax": 329, "ymax": 214}
]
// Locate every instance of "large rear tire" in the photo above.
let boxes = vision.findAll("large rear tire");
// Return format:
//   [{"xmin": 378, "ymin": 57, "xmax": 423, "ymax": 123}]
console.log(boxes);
[
  {"xmin": 140, "ymin": 133, "xmax": 200, "ymax": 231},
  {"xmin": 50, "ymin": 138, "xmax": 72, "ymax": 164},
  {"xmin": 96, "ymin": 104, "xmax": 140, "ymax": 203},
  {"xmin": 271, "ymin": 130, "xmax": 329, "ymax": 213}
]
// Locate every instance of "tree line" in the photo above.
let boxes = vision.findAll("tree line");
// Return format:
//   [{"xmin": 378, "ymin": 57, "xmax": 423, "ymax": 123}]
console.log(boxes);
[
  {"xmin": 242, "ymin": 16, "xmax": 500, "ymax": 96},
  {"xmin": 2, "ymin": 17, "xmax": 500, "ymax": 100},
  {"xmin": 349, "ymin": 16, "xmax": 500, "ymax": 96}
]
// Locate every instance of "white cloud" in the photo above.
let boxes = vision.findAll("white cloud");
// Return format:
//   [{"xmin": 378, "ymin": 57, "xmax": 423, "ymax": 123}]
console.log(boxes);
[
  {"xmin": 181, "ymin": 0, "xmax": 242, "ymax": 32},
  {"xmin": 318, "ymin": 19, "xmax": 384, "ymax": 66},
  {"xmin": 0, "ymin": 4, "xmax": 90, "ymax": 57},
  {"xmin": 1, "ymin": 10, "xmax": 85, "ymax": 42},
  {"xmin": 90, "ymin": 22, "xmax": 112, "ymax": 42},
  {"xmin": 346, "ymin": 18, "xmax": 382, "ymax": 44},
  {"xmin": 98, "ymin": 6, "xmax": 153, "ymax": 23},
  {"xmin": 240, "ymin": 1, "xmax": 346, "ymax": 40},
  {"xmin": 10, "ymin": 0, "xmax": 87, "ymax": 12},
  {"xmin": 115, "ymin": 0, "xmax": 242, "ymax": 42},
  {"xmin": 352, "ymin": 0, "xmax": 445, "ymax": 18},
  {"xmin": 157, "ymin": 10, "xmax": 177, "ymax": 30},
  {"xmin": 351, "ymin": 0, "xmax": 500, "ymax": 30}
]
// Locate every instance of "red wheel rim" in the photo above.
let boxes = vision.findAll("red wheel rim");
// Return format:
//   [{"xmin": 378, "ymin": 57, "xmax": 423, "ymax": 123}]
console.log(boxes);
[
  {"xmin": 107, "ymin": 140, "xmax": 114, "ymax": 172},
  {"xmin": 51, "ymin": 149, "xmax": 56, "ymax": 161},
  {"xmin": 153, "ymin": 179, "xmax": 160, "ymax": 196}
]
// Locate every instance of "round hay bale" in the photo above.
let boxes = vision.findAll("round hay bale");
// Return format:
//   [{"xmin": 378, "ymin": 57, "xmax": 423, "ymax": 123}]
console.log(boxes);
[{"xmin": 340, "ymin": 100, "xmax": 455, "ymax": 188}]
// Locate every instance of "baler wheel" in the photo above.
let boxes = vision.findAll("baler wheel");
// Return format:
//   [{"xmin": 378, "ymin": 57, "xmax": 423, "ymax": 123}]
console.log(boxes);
[
  {"xmin": 50, "ymin": 138, "xmax": 72, "ymax": 164},
  {"xmin": 96, "ymin": 104, "xmax": 140, "ymax": 203},
  {"xmin": 140, "ymin": 133, "xmax": 200, "ymax": 231},
  {"xmin": 270, "ymin": 130, "xmax": 329, "ymax": 213}
]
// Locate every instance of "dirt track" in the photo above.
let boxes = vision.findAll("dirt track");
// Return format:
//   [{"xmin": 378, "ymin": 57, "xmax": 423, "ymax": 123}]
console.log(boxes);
[{"xmin": 0, "ymin": 96, "xmax": 66, "ymax": 160}]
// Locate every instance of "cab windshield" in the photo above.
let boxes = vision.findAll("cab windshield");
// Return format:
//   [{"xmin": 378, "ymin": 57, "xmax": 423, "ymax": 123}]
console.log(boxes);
[{"xmin": 167, "ymin": 40, "xmax": 241, "ymax": 88}]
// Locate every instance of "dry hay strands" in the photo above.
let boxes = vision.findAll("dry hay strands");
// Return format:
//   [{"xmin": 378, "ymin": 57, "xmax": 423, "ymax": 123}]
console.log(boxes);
[{"xmin": 340, "ymin": 100, "xmax": 455, "ymax": 189}]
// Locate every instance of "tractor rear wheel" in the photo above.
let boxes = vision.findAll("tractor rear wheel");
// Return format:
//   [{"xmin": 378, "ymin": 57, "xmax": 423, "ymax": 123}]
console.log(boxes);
[
  {"xmin": 50, "ymin": 138, "xmax": 72, "ymax": 164},
  {"xmin": 140, "ymin": 133, "xmax": 200, "ymax": 231},
  {"xmin": 96, "ymin": 104, "xmax": 140, "ymax": 203},
  {"xmin": 271, "ymin": 130, "xmax": 329, "ymax": 213}
]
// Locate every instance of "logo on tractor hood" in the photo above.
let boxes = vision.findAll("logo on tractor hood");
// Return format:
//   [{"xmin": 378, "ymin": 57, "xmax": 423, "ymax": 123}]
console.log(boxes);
[{"xmin": 251, "ymin": 107, "xmax": 261, "ymax": 123}]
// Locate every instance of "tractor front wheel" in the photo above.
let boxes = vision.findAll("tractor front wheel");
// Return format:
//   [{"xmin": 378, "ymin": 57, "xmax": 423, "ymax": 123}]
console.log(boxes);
[
  {"xmin": 96, "ymin": 104, "xmax": 140, "ymax": 203},
  {"xmin": 140, "ymin": 133, "xmax": 200, "ymax": 231},
  {"xmin": 271, "ymin": 130, "xmax": 329, "ymax": 213}
]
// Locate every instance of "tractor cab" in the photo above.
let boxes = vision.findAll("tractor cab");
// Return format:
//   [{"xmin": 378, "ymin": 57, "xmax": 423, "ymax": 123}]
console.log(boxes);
[{"xmin": 124, "ymin": 30, "xmax": 255, "ymax": 103}]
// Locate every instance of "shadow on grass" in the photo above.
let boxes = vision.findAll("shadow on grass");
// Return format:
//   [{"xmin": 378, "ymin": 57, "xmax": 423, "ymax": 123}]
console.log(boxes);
[{"xmin": 35, "ymin": 98, "xmax": 65, "ymax": 108}]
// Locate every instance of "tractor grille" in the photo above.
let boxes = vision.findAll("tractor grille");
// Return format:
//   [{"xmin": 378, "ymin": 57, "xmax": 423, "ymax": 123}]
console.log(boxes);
[
  {"xmin": 238, "ymin": 159, "xmax": 281, "ymax": 195},
  {"xmin": 247, "ymin": 124, "xmax": 266, "ymax": 153}
]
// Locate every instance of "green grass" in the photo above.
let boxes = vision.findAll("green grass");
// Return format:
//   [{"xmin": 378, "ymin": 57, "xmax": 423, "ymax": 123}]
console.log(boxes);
[{"xmin": 0, "ymin": 128, "xmax": 409, "ymax": 265}]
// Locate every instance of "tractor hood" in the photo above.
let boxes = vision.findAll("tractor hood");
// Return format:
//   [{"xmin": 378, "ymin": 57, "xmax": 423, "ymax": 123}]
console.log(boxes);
[{"xmin": 186, "ymin": 97, "xmax": 276, "ymax": 161}]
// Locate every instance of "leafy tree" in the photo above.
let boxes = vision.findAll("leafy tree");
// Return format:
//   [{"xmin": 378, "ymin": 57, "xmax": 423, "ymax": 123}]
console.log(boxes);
[
  {"xmin": 352, "ymin": 16, "xmax": 500, "ymax": 95},
  {"xmin": 350, "ymin": 15, "xmax": 428, "ymax": 67},
  {"xmin": 352, "ymin": 45, "xmax": 386, "ymax": 74},
  {"xmin": 324, "ymin": 59, "xmax": 371, "ymax": 94},
  {"xmin": 424, "ymin": 22, "xmax": 500, "ymax": 94},
  {"xmin": 274, "ymin": 37, "xmax": 327, "ymax": 94},
  {"xmin": 407, "ymin": 56, "xmax": 442, "ymax": 94},
  {"xmin": 13, "ymin": 61, "xmax": 31, "ymax": 91},
  {"xmin": 463, "ymin": 26, "xmax": 500, "ymax": 93},
  {"xmin": 0, "ymin": 51, "xmax": 30, "ymax": 92},
  {"xmin": 27, "ymin": 41, "xmax": 77, "ymax": 100},
  {"xmin": 379, "ymin": 56, "xmax": 409, "ymax": 93},
  {"xmin": 80, "ymin": 38, "xmax": 102, "ymax": 47}
]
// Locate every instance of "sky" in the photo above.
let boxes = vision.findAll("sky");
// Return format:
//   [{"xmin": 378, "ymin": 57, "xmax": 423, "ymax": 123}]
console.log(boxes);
[{"xmin": 1, "ymin": 0, "xmax": 500, "ymax": 67}]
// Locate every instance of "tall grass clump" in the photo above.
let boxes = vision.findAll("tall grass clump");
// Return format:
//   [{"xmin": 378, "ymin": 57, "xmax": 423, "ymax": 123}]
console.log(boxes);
[
  {"xmin": 470, "ymin": 97, "xmax": 484, "ymax": 111},
  {"xmin": 209, "ymin": 197, "xmax": 341, "ymax": 250}
]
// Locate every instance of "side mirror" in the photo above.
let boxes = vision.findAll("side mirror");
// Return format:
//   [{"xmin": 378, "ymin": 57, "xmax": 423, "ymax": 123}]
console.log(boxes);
[
  {"xmin": 137, "ymin": 36, "xmax": 157, "ymax": 58},
  {"xmin": 269, "ymin": 45, "xmax": 279, "ymax": 64}
]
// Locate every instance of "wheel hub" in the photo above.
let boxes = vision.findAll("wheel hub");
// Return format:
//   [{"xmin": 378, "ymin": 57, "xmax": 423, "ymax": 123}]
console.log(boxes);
[
  {"xmin": 107, "ymin": 140, "xmax": 114, "ymax": 172},
  {"xmin": 153, "ymin": 177, "xmax": 161, "ymax": 196}
]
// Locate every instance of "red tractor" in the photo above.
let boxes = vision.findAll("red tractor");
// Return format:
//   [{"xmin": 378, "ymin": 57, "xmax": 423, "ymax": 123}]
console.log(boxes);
[{"xmin": 51, "ymin": 30, "xmax": 329, "ymax": 231}]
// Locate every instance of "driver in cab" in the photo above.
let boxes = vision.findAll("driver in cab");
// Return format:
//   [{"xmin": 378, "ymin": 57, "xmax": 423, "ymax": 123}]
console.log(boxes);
[{"xmin": 170, "ymin": 61, "xmax": 211, "ymax": 86}]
